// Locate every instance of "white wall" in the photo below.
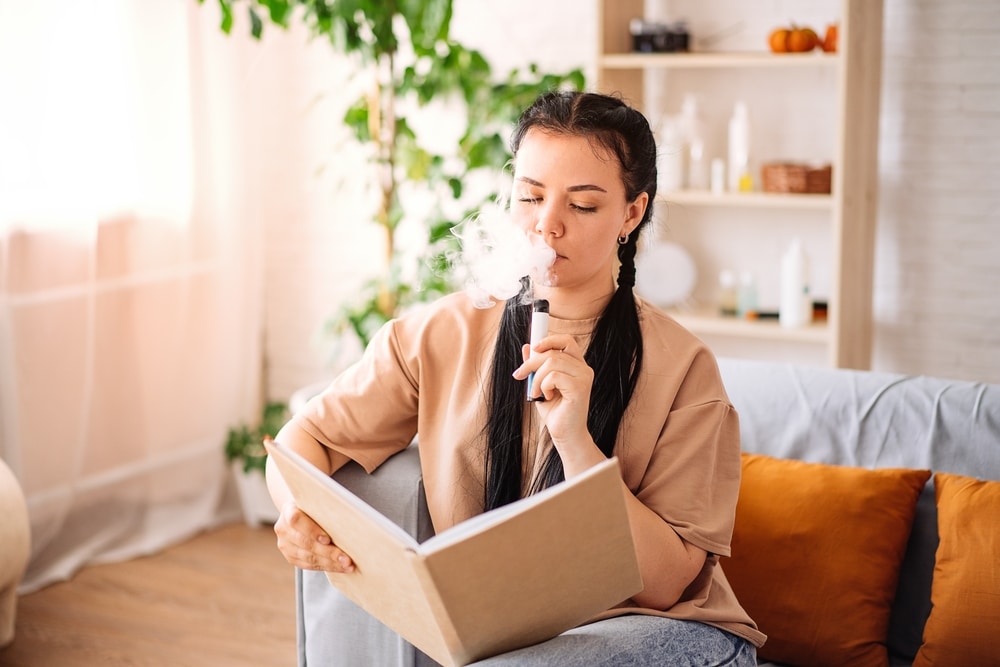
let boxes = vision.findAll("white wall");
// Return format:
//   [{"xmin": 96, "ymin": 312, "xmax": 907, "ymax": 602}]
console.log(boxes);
[
  {"xmin": 871, "ymin": 0, "xmax": 1000, "ymax": 381},
  {"xmin": 242, "ymin": 25, "xmax": 383, "ymax": 400},
  {"xmin": 262, "ymin": 0, "xmax": 1000, "ymax": 398}
]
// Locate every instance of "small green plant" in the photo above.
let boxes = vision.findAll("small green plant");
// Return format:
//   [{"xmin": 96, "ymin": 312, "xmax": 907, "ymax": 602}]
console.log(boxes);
[{"xmin": 224, "ymin": 401, "xmax": 290, "ymax": 474}]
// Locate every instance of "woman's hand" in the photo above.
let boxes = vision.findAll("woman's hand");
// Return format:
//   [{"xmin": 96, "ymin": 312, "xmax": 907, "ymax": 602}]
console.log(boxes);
[
  {"xmin": 266, "ymin": 425, "xmax": 356, "ymax": 573},
  {"xmin": 512, "ymin": 334, "xmax": 603, "ymax": 473},
  {"xmin": 273, "ymin": 500, "xmax": 355, "ymax": 573}
]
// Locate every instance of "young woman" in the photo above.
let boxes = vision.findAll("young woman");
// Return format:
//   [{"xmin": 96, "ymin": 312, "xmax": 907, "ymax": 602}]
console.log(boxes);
[{"xmin": 267, "ymin": 91, "xmax": 764, "ymax": 665}]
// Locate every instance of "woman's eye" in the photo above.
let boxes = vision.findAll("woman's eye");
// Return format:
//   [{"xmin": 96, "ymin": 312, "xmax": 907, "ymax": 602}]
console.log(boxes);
[{"xmin": 515, "ymin": 196, "xmax": 595, "ymax": 212}]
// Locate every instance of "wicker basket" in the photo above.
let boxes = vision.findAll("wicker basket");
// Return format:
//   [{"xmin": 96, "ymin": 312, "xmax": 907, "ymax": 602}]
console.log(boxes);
[{"xmin": 761, "ymin": 162, "xmax": 832, "ymax": 194}]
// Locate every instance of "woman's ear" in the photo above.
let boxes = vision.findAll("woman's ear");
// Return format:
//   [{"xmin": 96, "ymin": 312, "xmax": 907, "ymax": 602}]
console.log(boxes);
[{"xmin": 621, "ymin": 192, "xmax": 649, "ymax": 238}]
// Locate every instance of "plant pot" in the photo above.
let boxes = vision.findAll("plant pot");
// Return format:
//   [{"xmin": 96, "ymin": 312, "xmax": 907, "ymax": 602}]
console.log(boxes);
[{"xmin": 231, "ymin": 462, "xmax": 279, "ymax": 527}]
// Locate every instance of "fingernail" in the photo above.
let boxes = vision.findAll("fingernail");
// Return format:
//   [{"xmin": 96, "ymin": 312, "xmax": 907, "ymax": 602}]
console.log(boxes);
[
  {"xmin": 317, "ymin": 534, "xmax": 331, "ymax": 545},
  {"xmin": 338, "ymin": 556, "xmax": 352, "ymax": 569}
]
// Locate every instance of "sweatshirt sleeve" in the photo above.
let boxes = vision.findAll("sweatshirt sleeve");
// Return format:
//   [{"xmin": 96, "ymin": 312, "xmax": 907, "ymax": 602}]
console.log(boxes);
[
  {"xmin": 637, "ymin": 396, "xmax": 741, "ymax": 557},
  {"xmin": 291, "ymin": 318, "xmax": 420, "ymax": 473},
  {"xmin": 624, "ymin": 316, "xmax": 742, "ymax": 558}
]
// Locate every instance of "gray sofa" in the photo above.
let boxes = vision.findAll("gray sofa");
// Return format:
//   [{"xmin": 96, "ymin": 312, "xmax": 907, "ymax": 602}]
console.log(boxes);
[{"xmin": 295, "ymin": 358, "xmax": 1000, "ymax": 666}]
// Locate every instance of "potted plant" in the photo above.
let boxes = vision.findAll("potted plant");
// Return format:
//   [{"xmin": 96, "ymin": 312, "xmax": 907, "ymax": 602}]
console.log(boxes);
[
  {"xmin": 200, "ymin": 0, "xmax": 585, "ymax": 347},
  {"xmin": 225, "ymin": 401, "xmax": 289, "ymax": 525},
  {"xmin": 203, "ymin": 1, "xmax": 585, "ymax": 516}
]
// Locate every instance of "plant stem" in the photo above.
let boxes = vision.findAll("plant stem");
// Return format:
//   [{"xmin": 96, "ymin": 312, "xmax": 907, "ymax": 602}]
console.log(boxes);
[{"xmin": 371, "ymin": 51, "xmax": 398, "ymax": 316}]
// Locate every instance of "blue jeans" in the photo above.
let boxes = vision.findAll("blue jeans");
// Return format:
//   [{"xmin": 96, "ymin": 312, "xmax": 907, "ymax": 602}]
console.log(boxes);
[{"xmin": 469, "ymin": 615, "xmax": 757, "ymax": 667}]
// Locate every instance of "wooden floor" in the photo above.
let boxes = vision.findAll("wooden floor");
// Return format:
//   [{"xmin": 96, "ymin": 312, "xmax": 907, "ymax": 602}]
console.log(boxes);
[{"xmin": 0, "ymin": 523, "xmax": 297, "ymax": 667}]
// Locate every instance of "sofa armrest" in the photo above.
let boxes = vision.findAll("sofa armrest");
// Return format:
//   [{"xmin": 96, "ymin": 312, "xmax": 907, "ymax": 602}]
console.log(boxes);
[{"xmin": 295, "ymin": 443, "xmax": 439, "ymax": 667}]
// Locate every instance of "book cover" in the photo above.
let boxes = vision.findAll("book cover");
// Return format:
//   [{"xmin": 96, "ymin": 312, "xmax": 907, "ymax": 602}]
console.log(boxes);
[{"xmin": 266, "ymin": 440, "xmax": 642, "ymax": 667}]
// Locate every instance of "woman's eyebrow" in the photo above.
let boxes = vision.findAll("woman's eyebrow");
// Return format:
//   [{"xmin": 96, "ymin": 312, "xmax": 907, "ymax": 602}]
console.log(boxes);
[{"xmin": 515, "ymin": 176, "xmax": 607, "ymax": 193}]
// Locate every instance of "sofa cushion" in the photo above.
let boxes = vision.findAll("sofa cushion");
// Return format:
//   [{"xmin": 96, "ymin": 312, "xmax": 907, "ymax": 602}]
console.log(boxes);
[
  {"xmin": 912, "ymin": 473, "xmax": 1000, "ymax": 666},
  {"xmin": 722, "ymin": 453, "xmax": 930, "ymax": 667}
]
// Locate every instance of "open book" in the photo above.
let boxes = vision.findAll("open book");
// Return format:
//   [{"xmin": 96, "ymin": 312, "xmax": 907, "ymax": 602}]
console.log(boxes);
[{"xmin": 266, "ymin": 440, "xmax": 642, "ymax": 667}]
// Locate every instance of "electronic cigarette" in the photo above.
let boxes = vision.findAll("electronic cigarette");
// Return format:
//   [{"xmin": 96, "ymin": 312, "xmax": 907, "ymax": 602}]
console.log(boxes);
[{"xmin": 526, "ymin": 299, "xmax": 549, "ymax": 402}]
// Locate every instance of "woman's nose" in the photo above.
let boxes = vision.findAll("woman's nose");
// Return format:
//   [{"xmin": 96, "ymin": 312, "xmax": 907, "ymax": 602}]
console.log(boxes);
[{"xmin": 534, "ymin": 202, "xmax": 563, "ymax": 238}]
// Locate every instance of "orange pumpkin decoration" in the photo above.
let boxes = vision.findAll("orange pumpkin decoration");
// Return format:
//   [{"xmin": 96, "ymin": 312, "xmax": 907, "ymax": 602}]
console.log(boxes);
[
  {"xmin": 822, "ymin": 23, "xmax": 839, "ymax": 52},
  {"xmin": 768, "ymin": 25, "xmax": 821, "ymax": 53},
  {"xmin": 787, "ymin": 26, "xmax": 819, "ymax": 52},
  {"xmin": 768, "ymin": 28, "xmax": 791, "ymax": 53}
]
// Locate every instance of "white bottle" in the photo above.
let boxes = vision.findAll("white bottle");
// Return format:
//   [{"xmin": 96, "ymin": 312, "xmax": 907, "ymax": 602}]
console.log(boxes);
[
  {"xmin": 727, "ymin": 101, "xmax": 750, "ymax": 193},
  {"xmin": 718, "ymin": 270, "xmax": 738, "ymax": 317},
  {"xmin": 679, "ymin": 95, "xmax": 708, "ymax": 190},
  {"xmin": 737, "ymin": 271, "xmax": 758, "ymax": 318},
  {"xmin": 780, "ymin": 239, "xmax": 811, "ymax": 328},
  {"xmin": 657, "ymin": 115, "xmax": 684, "ymax": 193},
  {"xmin": 710, "ymin": 158, "xmax": 726, "ymax": 194}
]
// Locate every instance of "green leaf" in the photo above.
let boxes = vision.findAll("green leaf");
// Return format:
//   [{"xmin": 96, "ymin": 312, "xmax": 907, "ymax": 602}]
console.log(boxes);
[
  {"xmin": 219, "ymin": 0, "xmax": 234, "ymax": 33},
  {"xmin": 262, "ymin": 0, "xmax": 292, "ymax": 26},
  {"xmin": 447, "ymin": 177, "xmax": 462, "ymax": 199},
  {"xmin": 343, "ymin": 101, "xmax": 371, "ymax": 143},
  {"xmin": 399, "ymin": 0, "xmax": 453, "ymax": 54},
  {"xmin": 249, "ymin": 5, "xmax": 263, "ymax": 38},
  {"xmin": 464, "ymin": 135, "xmax": 509, "ymax": 170}
]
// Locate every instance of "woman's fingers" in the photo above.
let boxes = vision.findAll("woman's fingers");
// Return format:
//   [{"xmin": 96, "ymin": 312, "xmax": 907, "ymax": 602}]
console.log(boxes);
[
  {"xmin": 514, "ymin": 343, "xmax": 591, "ymax": 404},
  {"xmin": 512, "ymin": 335, "xmax": 576, "ymax": 378},
  {"xmin": 274, "ymin": 501, "xmax": 355, "ymax": 572}
]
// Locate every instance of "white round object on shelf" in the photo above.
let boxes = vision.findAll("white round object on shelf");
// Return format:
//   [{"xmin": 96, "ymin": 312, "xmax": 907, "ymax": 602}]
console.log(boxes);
[{"xmin": 634, "ymin": 242, "xmax": 697, "ymax": 307}]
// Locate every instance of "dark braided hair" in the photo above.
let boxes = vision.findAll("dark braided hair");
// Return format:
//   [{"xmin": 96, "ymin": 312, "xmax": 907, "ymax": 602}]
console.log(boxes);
[{"xmin": 483, "ymin": 91, "xmax": 658, "ymax": 510}]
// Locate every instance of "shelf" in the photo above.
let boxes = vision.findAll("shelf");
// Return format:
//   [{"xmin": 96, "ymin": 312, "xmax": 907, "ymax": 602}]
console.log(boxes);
[
  {"xmin": 660, "ymin": 190, "xmax": 834, "ymax": 210},
  {"xmin": 667, "ymin": 307, "xmax": 830, "ymax": 344},
  {"xmin": 599, "ymin": 51, "xmax": 840, "ymax": 70},
  {"xmin": 598, "ymin": 0, "xmax": 883, "ymax": 368}
]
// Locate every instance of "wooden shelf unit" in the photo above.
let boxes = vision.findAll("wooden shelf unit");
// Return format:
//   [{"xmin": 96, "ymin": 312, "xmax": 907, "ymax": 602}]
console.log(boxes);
[{"xmin": 597, "ymin": 0, "xmax": 883, "ymax": 369}]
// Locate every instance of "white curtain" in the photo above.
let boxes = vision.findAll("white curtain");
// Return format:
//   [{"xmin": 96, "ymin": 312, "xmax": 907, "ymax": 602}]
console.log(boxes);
[{"xmin": 0, "ymin": 0, "xmax": 265, "ymax": 592}]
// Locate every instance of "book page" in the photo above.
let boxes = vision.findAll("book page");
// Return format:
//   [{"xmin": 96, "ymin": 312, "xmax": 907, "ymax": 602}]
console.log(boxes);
[
  {"xmin": 420, "ymin": 458, "xmax": 619, "ymax": 552},
  {"xmin": 414, "ymin": 455, "xmax": 642, "ymax": 664},
  {"xmin": 269, "ymin": 442, "xmax": 619, "ymax": 556}
]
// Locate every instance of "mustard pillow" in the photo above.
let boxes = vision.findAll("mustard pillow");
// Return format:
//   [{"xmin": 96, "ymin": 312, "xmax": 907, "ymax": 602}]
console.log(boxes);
[
  {"xmin": 722, "ymin": 453, "xmax": 930, "ymax": 667},
  {"xmin": 912, "ymin": 472, "xmax": 1000, "ymax": 666}
]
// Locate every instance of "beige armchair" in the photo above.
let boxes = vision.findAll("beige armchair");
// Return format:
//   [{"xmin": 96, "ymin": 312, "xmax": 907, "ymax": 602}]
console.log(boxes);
[{"xmin": 0, "ymin": 456, "xmax": 30, "ymax": 647}]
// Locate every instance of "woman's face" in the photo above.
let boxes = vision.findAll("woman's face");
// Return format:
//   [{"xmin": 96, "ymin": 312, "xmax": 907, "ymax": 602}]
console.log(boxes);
[{"xmin": 511, "ymin": 129, "xmax": 646, "ymax": 296}]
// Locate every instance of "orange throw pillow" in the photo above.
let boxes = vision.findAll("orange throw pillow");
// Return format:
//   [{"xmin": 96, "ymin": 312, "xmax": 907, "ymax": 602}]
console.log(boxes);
[
  {"xmin": 722, "ymin": 453, "xmax": 930, "ymax": 667},
  {"xmin": 912, "ymin": 472, "xmax": 1000, "ymax": 666}
]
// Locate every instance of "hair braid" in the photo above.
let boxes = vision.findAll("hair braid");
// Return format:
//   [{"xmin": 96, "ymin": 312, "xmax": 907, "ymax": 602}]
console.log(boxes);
[{"xmin": 617, "ymin": 237, "xmax": 638, "ymax": 289}]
